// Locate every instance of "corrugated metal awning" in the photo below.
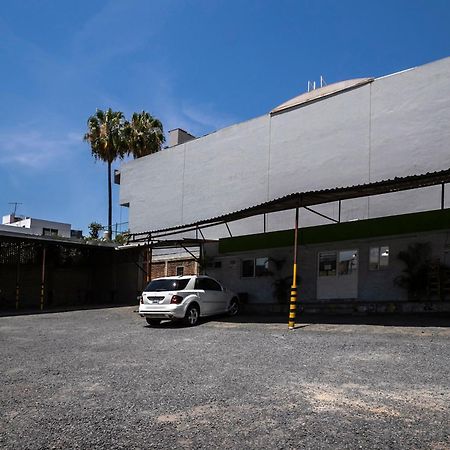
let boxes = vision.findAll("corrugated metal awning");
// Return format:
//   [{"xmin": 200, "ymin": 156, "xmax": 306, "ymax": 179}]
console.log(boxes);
[{"xmin": 128, "ymin": 168, "xmax": 450, "ymax": 242}]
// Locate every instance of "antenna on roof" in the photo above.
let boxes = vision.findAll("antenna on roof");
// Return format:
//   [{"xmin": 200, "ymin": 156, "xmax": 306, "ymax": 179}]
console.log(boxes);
[
  {"xmin": 307, "ymin": 80, "xmax": 316, "ymax": 92},
  {"xmin": 8, "ymin": 202, "xmax": 22, "ymax": 215},
  {"xmin": 308, "ymin": 76, "xmax": 327, "ymax": 92}
]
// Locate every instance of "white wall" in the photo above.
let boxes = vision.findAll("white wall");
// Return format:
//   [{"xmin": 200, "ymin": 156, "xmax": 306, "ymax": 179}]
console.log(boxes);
[
  {"xmin": 205, "ymin": 231, "xmax": 449, "ymax": 304},
  {"xmin": 3, "ymin": 218, "xmax": 72, "ymax": 237},
  {"xmin": 120, "ymin": 56, "xmax": 450, "ymax": 236}
]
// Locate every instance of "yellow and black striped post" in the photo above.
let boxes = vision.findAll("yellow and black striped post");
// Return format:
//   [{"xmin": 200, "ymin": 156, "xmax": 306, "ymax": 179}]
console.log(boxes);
[{"xmin": 288, "ymin": 207, "xmax": 299, "ymax": 330}]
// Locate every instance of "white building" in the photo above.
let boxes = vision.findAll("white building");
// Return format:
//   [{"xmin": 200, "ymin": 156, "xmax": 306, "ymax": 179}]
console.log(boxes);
[
  {"xmin": 118, "ymin": 57, "xmax": 450, "ymax": 310},
  {"xmin": 1, "ymin": 214, "xmax": 81, "ymax": 239}
]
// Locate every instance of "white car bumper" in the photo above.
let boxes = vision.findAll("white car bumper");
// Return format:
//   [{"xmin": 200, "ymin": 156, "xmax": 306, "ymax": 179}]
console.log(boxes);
[{"xmin": 138, "ymin": 303, "xmax": 186, "ymax": 320}]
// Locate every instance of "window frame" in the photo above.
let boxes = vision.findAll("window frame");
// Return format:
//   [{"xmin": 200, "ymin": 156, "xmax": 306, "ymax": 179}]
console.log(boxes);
[
  {"xmin": 241, "ymin": 259, "xmax": 255, "ymax": 278},
  {"xmin": 241, "ymin": 257, "xmax": 270, "ymax": 278},
  {"xmin": 194, "ymin": 277, "xmax": 222, "ymax": 291},
  {"xmin": 369, "ymin": 246, "xmax": 390, "ymax": 271},
  {"xmin": 318, "ymin": 249, "xmax": 358, "ymax": 277},
  {"xmin": 318, "ymin": 251, "xmax": 337, "ymax": 277},
  {"xmin": 43, "ymin": 228, "xmax": 58, "ymax": 237}
]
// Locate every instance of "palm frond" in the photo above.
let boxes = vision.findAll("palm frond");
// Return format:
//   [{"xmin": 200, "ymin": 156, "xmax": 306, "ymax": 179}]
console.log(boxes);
[{"xmin": 126, "ymin": 110, "xmax": 165, "ymax": 159}]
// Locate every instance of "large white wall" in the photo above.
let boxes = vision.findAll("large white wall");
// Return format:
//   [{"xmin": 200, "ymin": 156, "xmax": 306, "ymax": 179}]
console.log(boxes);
[{"xmin": 120, "ymin": 56, "xmax": 450, "ymax": 235}]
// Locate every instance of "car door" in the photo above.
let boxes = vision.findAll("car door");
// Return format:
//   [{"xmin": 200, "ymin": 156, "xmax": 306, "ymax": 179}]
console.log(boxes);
[
  {"xmin": 194, "ymin": 278, "xmax": 212, "ymax": 315},
  {"xmin": 202, "ymin": 278, "xmax": 227, "ymax": 314},
  {"xmin": 194, "ymin": 278, "xmax": 224, "ymax": 315}
]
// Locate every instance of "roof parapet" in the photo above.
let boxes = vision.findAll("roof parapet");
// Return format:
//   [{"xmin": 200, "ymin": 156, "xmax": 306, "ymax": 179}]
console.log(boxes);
[
  {"xmin": 168, "ymin": 128, "xmax": 196, "ymax": 147},
  {"xmin": 270, "ymin": 78, "xmax": 374, "ymax": 115}
]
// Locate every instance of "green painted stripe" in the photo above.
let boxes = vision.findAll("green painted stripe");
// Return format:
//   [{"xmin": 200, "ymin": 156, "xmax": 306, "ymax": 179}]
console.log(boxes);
[{"xmin": 219, "ymin": 208, "xmax": 450, "ymax": 253}]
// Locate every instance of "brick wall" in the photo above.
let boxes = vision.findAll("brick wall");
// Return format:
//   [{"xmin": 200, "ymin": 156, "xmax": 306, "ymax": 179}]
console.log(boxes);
[
  {"xmin": 148, "ymin": 258, "xmax": 198, "ymax": 279},
  {"xmin": 151, "ymin": 262, "xmax": 166, "ymax": 279},
  {"xmin": 166, "ymin": 259, "xmax": 197, "ymax": 277}
]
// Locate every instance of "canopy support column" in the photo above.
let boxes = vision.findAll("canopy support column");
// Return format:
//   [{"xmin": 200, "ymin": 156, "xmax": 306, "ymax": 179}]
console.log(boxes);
[
  {"xmin": 199, "ymin": 243, "xmax": 204, "ymax": 275},
  {"xmin": 16, "ymin": 243, "xmax": 20, "ymax": 310},
  {"xmin": 288, "ymin": 207, "xmax": 299, "ymax": 330},
  {"xmin": 40, "ymin": 246, "xmax": 46, "ymax": 311},
  {"xmin": 146, "ymin": 237, "xmax": 152, "ymax": 284}
]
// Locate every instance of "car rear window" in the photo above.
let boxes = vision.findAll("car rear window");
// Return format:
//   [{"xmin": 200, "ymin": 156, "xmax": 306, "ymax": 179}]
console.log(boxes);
[{"xmin": 144, "ymin": 279, "xmax": 190, "ymax": 292}]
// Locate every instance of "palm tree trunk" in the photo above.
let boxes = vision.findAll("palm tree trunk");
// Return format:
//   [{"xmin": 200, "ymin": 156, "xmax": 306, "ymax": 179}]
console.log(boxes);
[{"xmin": 107, "ymin": 160, "xmax": 112, "ymax": 241}]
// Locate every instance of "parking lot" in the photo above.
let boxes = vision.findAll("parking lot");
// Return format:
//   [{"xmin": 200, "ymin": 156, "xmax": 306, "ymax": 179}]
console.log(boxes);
[{"xmin": 1, "ymin": 307, "xmax": 449, "ymax": 449}]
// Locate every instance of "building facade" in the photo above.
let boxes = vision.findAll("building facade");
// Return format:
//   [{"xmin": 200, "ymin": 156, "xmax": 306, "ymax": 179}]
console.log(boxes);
[
  {"xmin": 1, "ymin": 214, "xmax": 82, "ymax": 239},
  {"xmin": 118, "ymin": 57, "xmax": 450, "ymax": 308}
]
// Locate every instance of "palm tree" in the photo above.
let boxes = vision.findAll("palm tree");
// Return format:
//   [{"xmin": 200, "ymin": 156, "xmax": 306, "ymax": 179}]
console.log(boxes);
[
  {"xmin": 84, "ymin": 108, "xmax": 126, "ymax": 240},
  {"xmin": 125, "ymin": 111, "xmax": 165, "ymax": 158}
]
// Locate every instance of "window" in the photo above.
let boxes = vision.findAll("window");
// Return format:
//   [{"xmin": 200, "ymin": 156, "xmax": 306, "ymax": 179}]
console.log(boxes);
[
  {"xmin": 145, "ymin": 278, "xmax": 189, "ymax": 292},
  {"xmin": 242, "ymin": 259, "xmax": 255, "ymax": 277},
  {"xmin": 176, "ymin": 266, "xmax": 184, "ymax": 276},
  {"xmin": 319, "ymin": 250, "xmax": 358, "ymax": 277},
  {"xmin": 255, "ymin": 258, "xmax": 269, "ymax": 276},
  {"xmin": 43, "ymin": 228, "xmax": 58, "ymax": 236},
  {"xmin": 241, "ymin": 257, "xmax": 270, "ymax": 277},
  {"xmin": 195, "ymin": 278, "xmax": 222, "ymax": 291},
  {"xmin": 369, "ymin": 246, "xmax": 389, "ymax": 270},
  {"xmin": 318, "ymin": 252, "xmax": 337, "ymax": 277},
  {"xmin": 338, "ymin": 250, "xmax": 358, "ymax": 275}
]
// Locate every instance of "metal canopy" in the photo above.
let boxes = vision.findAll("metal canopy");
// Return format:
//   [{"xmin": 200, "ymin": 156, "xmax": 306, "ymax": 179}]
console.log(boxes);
[
  {"xmin": 129, "ymin": 168, "xmax": 450, "ymax": 242},
  {"xmin": 143, "ymin": 238, "xmax": 213, "ymax": 248},
  {"xmin": 0, "ymin": 228, "xmax": 116, "ymax": 249}
]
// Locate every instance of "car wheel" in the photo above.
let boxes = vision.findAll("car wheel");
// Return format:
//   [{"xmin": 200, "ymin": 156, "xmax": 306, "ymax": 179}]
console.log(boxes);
[
  {"xmin": 228, "ymin": 298, "xmax": 239, "ymax": 316},
  {"xmin": 146, "ymin": 318, "xmax": 161, "ymax": 326},
  {"xmin": 183, "ymin": 304, "xmax": 200, "ymax": 326}
]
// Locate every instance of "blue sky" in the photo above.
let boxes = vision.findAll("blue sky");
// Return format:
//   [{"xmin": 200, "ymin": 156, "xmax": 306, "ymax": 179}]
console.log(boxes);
[{"xmin": 1, "ymin": 0, "xmax": 450, "ymax": 234}]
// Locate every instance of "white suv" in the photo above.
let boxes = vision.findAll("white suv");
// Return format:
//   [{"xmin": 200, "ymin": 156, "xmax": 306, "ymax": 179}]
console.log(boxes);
[{"xmin": 138, "ymin": 275, "xmax": 239, "ymax": 326}]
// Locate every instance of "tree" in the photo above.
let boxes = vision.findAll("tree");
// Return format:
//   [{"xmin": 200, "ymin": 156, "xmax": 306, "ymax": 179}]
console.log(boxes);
[
  {"xmin": 394, "ymin": 242, "xmax": 432, "ymax": 300},
  {"xmin": 84, "ymin": 109, "xmax": 126, "ymax": 240},
  {"xmin": 125, "ymin": 111, "xmax": 165, "ymax": 158},
  {"xmin": 88, "ymin": 222, "xmax": 103, "ymax": 240}
]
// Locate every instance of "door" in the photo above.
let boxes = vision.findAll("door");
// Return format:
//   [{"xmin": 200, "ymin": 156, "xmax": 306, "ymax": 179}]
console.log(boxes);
[
  {"xmin": 194, "ymin": 278, "xmax": 225, "ymax": 315},
  {"xmin": 317, "ymin": 249, "xmax": 359, "ymax": 299}
]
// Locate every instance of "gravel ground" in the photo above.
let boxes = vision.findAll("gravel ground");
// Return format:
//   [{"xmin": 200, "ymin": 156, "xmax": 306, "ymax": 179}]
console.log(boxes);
[{"xmin": 1, "ymin": 307, "xmax": 449, "ymax": 449}]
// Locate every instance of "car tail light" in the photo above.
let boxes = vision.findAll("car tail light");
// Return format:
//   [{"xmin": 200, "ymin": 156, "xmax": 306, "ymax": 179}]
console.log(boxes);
[{"xmin": 170, "ymin": 295, "xmax": 183, "ymax": 304}]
